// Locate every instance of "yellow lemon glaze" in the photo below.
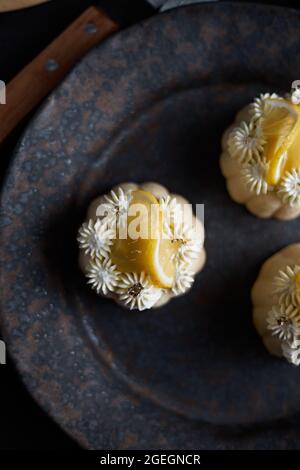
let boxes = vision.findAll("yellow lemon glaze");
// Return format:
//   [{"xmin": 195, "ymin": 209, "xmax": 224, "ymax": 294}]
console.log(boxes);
[
  {"xmin": 295, "ymin": 271, "xmax": 300, "ymax": 288},
  {"xmin": 110, "ymin": 189, "xmax": 177, "ymax": 288},
  {"xmin": 264, "ymin": 100, "xmax": 300, "ymax": 185}
]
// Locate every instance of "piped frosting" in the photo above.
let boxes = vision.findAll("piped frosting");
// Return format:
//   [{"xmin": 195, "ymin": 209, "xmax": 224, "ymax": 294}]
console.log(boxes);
[
  {"xmin": 86, "ymin": 257, "xmax": 121, "ymax": 295},
  {"xmin": 78, "ymin": 219, "xmax": 114, "ymax": 258},
  {"xmin": 99, "ymin": 187, "xmax": 133, "ymax": 229},
  {"xmin": 267, "ymin": 304, "xmax": 300, "ymax": 344},
  {"xmin": 250, "ymin": 93, "xmax": 280, "ymax": 120},
  {"xmin": 117, "ymin": 271, "xmax": 162, "ymax": 310},
  {"xmin": 273, "ymin": 264, "xmax": 300, "ymax": 306},
  {"xmin": 278, "ymin": 169, "xmax": 300, "ymax": 207},
  {"xmin": 266, "ymin": 264, "xmax": 300, "ymax": 365},
  {"xmin": 228, "ymin": 121, "xmax": 266, "ymax": 163},
  {"xmin": 241, "ymin": 158, "xmax": 270, "ymax": 195},
  {"xmin": 172, "ymin": 261, "xmax": 195, "ymax": 295}
]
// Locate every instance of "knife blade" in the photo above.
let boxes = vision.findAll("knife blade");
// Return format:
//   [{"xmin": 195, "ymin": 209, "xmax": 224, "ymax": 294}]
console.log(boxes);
[{"xmin": 148, "ymin": 0, "xmax": 218, "ymax": 11}]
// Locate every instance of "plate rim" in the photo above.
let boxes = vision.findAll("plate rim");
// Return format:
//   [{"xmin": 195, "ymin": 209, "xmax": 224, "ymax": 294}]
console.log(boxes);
[{"xmin": 1, "ymin": 1, "xmax": 300, "ymax": 449}]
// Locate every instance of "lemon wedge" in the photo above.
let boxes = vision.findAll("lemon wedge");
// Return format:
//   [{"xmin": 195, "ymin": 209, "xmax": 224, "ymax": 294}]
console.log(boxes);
[
  {"xmin": 110, "ymin": 189, "xmax": 177, "ymax": 288},
  {"xmin": 295, "ymin": 271, "xmax": 300, "ymax": 288},
  {"xmin": 262, "ymin": 98, "xmax": 300, "ymax": 185},
  {"xmin": 152, "ymin": 238, "xmax": 179, "ymax": 288}
]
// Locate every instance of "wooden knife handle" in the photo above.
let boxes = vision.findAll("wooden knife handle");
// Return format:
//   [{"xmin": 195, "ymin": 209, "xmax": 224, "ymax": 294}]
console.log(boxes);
[
  {"xmin": 0, "ymin": 6, "xmax": 118, "ymax": 144},
  {"xmin": 0, "ymin": 0, "xmax": 50, "ymax": 13}
]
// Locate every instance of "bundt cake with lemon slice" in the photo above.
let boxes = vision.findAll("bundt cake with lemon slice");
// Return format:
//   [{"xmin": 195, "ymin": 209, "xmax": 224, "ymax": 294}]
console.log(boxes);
[
  {"xmin": 78, "ymin": 182, "xmax": 205, "ymax": 311},
  {"xmin": 220, "ymin": 85, "xmax": 300, "ymax": 219},
  {"xmin": 252, "ymin": 244, "xmax": 300, "ymax": 365}
]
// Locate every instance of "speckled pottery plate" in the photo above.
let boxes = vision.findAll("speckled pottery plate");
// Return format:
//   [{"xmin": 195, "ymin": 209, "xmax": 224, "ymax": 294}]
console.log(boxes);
[{"xmin": 1, "ymin": 2, "xmax": 300, "ymax": 449}]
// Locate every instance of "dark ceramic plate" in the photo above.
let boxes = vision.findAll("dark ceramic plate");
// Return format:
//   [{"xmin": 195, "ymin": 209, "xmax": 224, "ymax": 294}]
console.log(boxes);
[{"xmin": 1, "ymin": 2, "xmax": 300, "ymax": 449}]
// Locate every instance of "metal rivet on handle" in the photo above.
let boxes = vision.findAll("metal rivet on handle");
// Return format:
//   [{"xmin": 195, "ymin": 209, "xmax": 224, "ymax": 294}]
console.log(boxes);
[
  {"xmin": 85, "ymin": 22, "xmax": 97, "ymax": 34},
  {"xmin": 46, "ymin": 59, "xmax": 59, "ymax": 72}
]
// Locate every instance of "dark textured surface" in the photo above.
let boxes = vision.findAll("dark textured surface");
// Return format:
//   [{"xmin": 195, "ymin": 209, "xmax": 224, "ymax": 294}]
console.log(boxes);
[
  {"xmin": 1, "ymin": 1, "xmax": 300, "ymax": 449},
  {"xmin": 0, "ymin": 0, "xmax": 154, "ymax": 450}
]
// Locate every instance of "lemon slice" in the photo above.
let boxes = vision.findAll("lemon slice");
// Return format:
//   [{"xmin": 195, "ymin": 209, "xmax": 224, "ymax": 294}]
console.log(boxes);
[
  {"xmin": 110, "ymin": 189, "xmax": 177, "ymax": 288},
  {"xmin": 262, "ymin": 99, "xmax": 299, "ymax": 185},
  {"xmin": 295, "ymin": 271, "xmax": 300, "ymax": 288},
  {"xmin": 151, "ymin": 238, "xmax": 179, "ymax": 288}
]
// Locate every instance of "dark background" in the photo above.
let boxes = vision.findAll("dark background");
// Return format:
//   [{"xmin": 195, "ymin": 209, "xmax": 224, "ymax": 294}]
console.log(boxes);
[{"xmin": 0, "ymin": 0, "xmax": 299, "ymax": 451}]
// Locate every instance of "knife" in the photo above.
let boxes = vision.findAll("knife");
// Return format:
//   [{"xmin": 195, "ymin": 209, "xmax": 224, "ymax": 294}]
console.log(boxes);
[
  {"xmin": 0, "ymin": 5, "xmax": 119, "ymax": 144},
  {"xmin": 148, "ymin": 0, "xmax": 217, "ymax": 11},
  {"xmin": 0, "ymin": 0, "xmax": 212, "ymax": 144}
]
